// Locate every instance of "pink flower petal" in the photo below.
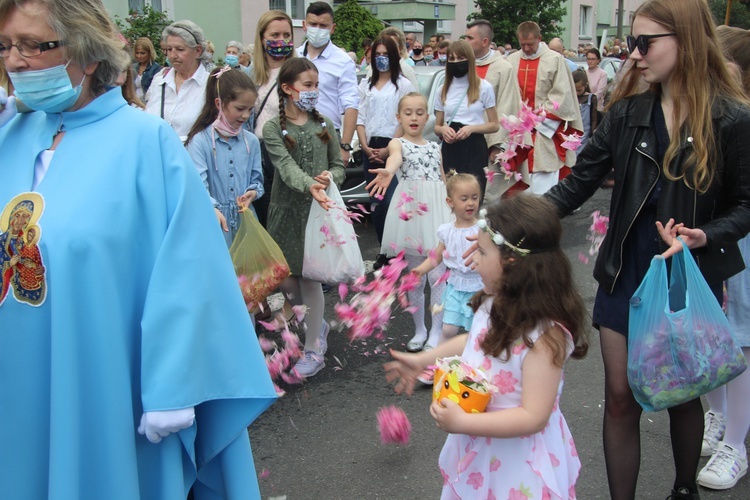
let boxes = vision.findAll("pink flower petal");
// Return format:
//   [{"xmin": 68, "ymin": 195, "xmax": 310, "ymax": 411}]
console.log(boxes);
[{"xmin": 377, "ymin": 406, "xmax": 412, "ymax": 445}]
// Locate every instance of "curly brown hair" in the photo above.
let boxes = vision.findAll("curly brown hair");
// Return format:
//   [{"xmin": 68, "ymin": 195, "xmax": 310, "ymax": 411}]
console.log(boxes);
[{"xmin": 470, "ymin": 195, "xmax": 589, "ymax": 367}]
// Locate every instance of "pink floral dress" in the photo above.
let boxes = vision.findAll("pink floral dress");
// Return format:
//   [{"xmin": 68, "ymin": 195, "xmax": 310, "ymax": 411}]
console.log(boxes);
[{"xmin": 438, "ymin": 297, "xmax": 581, "ymax": 500}]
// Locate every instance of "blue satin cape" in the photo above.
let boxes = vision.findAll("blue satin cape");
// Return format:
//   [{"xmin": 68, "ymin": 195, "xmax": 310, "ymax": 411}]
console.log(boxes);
[{"xmin": 0, "ymin": 88, "xmax": 276, "ymax": 499}]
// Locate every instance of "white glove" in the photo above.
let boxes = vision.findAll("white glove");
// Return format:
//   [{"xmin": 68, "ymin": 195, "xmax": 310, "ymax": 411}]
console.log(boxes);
[
  {"xmin": 137, "ymin": 407, "xmax": 195, "ymax": 444},
  {"xmin": 0, "ymin": 87, "xmax": 17, "ymax": 128}
]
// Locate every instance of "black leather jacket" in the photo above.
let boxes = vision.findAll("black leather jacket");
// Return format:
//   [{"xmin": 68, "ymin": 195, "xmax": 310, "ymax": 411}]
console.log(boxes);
[{"xmin": 546, "ymin": 91, "xmax": 750, "ymax": 293}]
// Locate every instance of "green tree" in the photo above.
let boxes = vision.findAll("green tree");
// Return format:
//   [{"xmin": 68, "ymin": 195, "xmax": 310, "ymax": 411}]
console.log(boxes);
[
  {"xmin": 468, "ymin": 0, "xmax": 566, "ymax": 46},
  {"xmin": 114, "ymin": 5, "xmax": 173, "ymax": 64},
  {"xmin": 332, "ymin": 0, "xmax": 384, "ymax": 59},
  {"xmin": 709, "ymin": 0, "xmax": 750, "ymax": 29}
]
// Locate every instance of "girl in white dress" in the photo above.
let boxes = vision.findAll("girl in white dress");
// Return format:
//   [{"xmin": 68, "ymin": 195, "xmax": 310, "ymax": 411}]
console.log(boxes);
[
  {"xmin": 411, "ymin": 172, "xmax": 483, "ymax": 382},
  {"xmin": 385, "ymin": 195, "xmax": 589, "ymax": 499},
  {"xmin": 367, "ymin": 93, "xmax": 452, "ymax": 352}
]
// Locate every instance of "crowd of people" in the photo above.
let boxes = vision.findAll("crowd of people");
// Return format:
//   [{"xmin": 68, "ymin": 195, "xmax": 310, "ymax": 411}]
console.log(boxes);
[{"xmin": 2, "ymin": 0, "xmax": 750, "ymax": 498}]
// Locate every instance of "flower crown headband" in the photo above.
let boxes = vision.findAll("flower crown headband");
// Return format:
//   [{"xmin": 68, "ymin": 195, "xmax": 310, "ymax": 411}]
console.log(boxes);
[{"xmin": 477, "ymin": 208, "xmax": 530, "ymax": 256}]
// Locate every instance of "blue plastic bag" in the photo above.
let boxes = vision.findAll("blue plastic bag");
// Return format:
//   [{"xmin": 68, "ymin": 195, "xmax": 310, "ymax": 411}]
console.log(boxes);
[{"xmin": 627, "ymin": 239, "xmax": 747, "ymax": 412}]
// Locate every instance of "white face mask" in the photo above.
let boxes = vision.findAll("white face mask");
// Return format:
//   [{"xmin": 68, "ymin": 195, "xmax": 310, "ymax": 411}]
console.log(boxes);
[{"xmin": 306, "ymin": 26, "xmax": 331, "ymax": 48}]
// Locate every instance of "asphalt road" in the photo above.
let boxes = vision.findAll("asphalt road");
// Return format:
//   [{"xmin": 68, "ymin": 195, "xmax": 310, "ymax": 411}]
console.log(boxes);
[{"xmin": 249, "ymin": 186, "xmax": 750, "ymax": 500}]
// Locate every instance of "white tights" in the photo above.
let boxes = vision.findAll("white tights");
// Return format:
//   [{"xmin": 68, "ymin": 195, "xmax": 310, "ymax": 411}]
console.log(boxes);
[
  {"xmin": 404, "ymin": 254, "xmax": 446, "ymax": 348},
  {"xmin": 280, "ymin": 276, "xmax": 325, "ymax": 352},
  {"xmin": 704, "ymin": 346, "xmax": 750, "ymax": 454}
]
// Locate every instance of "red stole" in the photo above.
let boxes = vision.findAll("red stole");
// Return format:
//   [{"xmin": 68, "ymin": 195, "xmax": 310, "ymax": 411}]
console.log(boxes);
[
  {"xmin": 517, "ymin": 58, "xmax": 540, "ymax": 107},
  {"xmin": 516, "ymin": 58, "xmax": 541, "ymax": 173},
  {"xmin": 476, "ymin": 65, "xmax": 490, "ymax": 79}
]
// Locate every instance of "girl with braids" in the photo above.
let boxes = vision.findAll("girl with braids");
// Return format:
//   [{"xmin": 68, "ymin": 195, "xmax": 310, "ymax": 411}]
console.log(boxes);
[
  {"xmin": 186, "ymin": 66, "xmax": 263, "ymax": 247},
  {"xmin": 262, "ymin": 57, "xmax": 345, "ymax": 378},
  {"xmin": 385, "ymin": 195, "xmax": 588, "ymax": 500},
  {"xmin": 545, "ymin": 0, "xmax": 750, "ymax": 497}
]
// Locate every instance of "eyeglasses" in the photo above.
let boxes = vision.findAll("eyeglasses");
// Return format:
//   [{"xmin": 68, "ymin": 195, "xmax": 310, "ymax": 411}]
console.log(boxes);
[
  {"xmin": 586, "ymin": 57, "xmax": 599, "ymax": 61},
  {"xmin": 626, "ymin": 33, "xmax": 675, "ymax": 56},
  {"xmin": 0, "ymin": 39, "xmax": 64, "ymax": 58}
]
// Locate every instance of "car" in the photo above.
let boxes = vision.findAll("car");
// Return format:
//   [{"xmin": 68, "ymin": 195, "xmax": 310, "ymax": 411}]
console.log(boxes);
[
  {"xmin": 570, "ymin": 56, "xmax": 623, "ymax": 81},
  {"xmin": 340, "ymin": 66, "xmax": 446, "ymax": 207}
]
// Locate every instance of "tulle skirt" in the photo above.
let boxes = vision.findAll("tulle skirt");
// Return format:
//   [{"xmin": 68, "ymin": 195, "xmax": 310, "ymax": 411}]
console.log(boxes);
[{"xmin": 381, "ymin": 179, "xmax": 452, "ymax": 257}]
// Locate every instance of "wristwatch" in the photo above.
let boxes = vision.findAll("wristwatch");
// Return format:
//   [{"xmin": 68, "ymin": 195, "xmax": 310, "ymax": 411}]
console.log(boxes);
[{"xmin": 340, "ymin": 142, "xmax": 353, "ymax": 151}]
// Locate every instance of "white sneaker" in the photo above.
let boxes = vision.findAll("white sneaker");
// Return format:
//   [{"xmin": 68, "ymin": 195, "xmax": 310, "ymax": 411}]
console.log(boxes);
[
  {"xmin": 294, "ymin": 351, "xmax": 325, "ymax": 378},
  {"xmin": 702, "ymin": 410, "xmax": 726, "ymax": 456},
  {"xmin": 697, "ymin": 442, "xmax": 748, "ymax": 490}
]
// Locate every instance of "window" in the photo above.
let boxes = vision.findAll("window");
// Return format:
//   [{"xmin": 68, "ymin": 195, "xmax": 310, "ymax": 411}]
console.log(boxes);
[
  {"xmin": 579, "ymin": 5, "xmax": 592, "ymax": 38},
  {"xmin": 128, "ymin": 0, "xmax": 162, "ymax": 12},
  {"xmin": 437, "ymin": 20, "xmax": 451, "ymax": 33},
  {"xmin": 269, "ymin": 0, "xmax": 306, "ymax": 20}
]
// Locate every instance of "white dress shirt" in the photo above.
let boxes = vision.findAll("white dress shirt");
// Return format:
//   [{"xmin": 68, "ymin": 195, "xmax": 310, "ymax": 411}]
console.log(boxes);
[
  {"xmin": 357, "ymin": 75, "xmax": 415, "ymax": 139},
  {"xmin": 435, "ymin": 77, "xmax": 496, "ymax": 125},
  {"xmin": 144, "ymin": 64, "xmax": 209, "ymax": 141},
  {"xmin": 296, "ymin": 41, "xmax": 359, "ymax": 130}
]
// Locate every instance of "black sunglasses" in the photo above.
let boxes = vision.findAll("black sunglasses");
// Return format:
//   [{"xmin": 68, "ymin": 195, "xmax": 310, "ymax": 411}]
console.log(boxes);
[{"xmin": 626, "ymin": 33, "xmax": 675, "ymax": 56}]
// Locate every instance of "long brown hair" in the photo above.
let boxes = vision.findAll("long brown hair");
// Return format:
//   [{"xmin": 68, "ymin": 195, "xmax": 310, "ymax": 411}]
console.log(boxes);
[
  {"xmin": 276, "ymin": 58, "xmax": 331, "ymax": 150},
  {"xmin": 609, "ymin": 0, "xmax": 748, "ymax": 194},
  {"xmin": 471, "ymin": 195, "xmax": 588, "ymax": 367},
  {"xmin": 121, "ymin": 68, "xmax": 145, "ymax": 109},
  {"xmin": 717, "ymin": 25, "xmax": 750, "ymax": 93},
  {"xmin": 442, "ymin": 40, "xmax": 480, "ymax": 104},
  {"xmin": 184, "ymin": 67, "xmax": 257, "ymax": 146},
  {"xmin": 252, "ymin": 10, "xmax": 295, "ymax": 86}
]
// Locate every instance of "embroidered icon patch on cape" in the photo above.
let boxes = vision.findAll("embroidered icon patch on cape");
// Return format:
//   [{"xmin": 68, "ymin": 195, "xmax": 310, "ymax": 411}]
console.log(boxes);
[{"xmin": 0, "ymin": 192, "xmax": 46, "ymax": 307}]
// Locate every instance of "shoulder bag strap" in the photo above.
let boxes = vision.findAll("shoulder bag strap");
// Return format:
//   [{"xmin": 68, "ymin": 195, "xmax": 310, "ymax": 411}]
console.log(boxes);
[
  {"xmin": 159, "ymin": 68, "xmax": 171, "ymax": 119},
  {"xmin": 256, "ymin": 81, "xmax": 278, "ymax": 118},
  {"xmin": 447, "ymin": 88, "xmax": 468, "ymax": 127}
]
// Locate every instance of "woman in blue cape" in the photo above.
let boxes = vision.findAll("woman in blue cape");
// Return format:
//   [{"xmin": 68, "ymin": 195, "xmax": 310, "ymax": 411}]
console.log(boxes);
[{"xmin": 0, "ymin": 0, "xmax": 276, "ymax": 498}]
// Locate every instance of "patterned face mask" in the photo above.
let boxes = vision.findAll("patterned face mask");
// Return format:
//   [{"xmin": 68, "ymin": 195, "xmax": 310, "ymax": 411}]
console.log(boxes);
[
  {"xmin": 291, "ymin": 89, "xmax": 318, "ymax": 112},
  {"xmin": 374, "ymin": 55, "xmax": 390, "ymax": 72},
  {"xmin": 264, "ymin": 39, "xmax": 294, "ymax": 60}
]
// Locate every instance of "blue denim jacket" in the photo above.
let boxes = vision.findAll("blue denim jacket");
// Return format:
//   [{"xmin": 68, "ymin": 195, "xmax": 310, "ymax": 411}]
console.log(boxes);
[
  {"xmin": 187, "ymin": 126, "xmax": 264, "ymax": 246},
  {"xmin": 132, "ymin": 61, "xmax": 162, "ymax": 95}
]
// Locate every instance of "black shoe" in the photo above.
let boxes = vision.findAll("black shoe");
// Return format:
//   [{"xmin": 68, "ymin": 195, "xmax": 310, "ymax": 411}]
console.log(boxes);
[
  {"xmin": 321, "ymin": 283, "xmax": 331, "ymax": 293},
  {"xmin": 666, "ymin": 487, "xmax": 700, "ymax": 500},
  {"xmin": 373, "ymin": 253, "xmax": 390, "ymax": 270}
]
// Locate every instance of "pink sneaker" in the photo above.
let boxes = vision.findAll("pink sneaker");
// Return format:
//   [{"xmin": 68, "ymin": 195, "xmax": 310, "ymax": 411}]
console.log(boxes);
[{"xmin": 417, "ymin": 368, "xmax": 435, "ymax": 385}]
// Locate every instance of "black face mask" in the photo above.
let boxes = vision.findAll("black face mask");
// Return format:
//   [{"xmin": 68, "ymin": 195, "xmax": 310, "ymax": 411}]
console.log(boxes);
[
  {"xmin": 447, "ymin": 60, "xmax": 469, "ymax": 78},
  {"xmin": 412, "ymin": 48, "xmax": 423, "ymax": 56}
]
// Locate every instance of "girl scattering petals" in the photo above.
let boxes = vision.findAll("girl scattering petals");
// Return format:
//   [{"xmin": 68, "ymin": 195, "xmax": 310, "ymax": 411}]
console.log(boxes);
[
  {"xmin": 384, "ymin": 195, "xmax": 589, "ymax": 499},
  {"xmin": 366, "ymin": 93, "xmax": 452, "ymax": 353}
]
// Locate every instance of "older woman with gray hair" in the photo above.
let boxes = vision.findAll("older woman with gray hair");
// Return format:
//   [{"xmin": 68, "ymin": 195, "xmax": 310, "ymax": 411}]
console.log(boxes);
[
  {"xmin": 0, "ymin": 0, "xmax": 276, "ymax": 498},
  {"xmin": 144, "ymin": 19, "xmax": 210, "ymax": 140},
  {"xmin": 225, "ymin": 39, "xmax": 252, "ymax": 76}
]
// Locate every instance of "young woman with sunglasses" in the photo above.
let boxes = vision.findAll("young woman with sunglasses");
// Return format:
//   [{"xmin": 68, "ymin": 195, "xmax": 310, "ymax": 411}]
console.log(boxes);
[{"xmin": 545, "ymin": 0, "xmax": 750, "ymax": 498}]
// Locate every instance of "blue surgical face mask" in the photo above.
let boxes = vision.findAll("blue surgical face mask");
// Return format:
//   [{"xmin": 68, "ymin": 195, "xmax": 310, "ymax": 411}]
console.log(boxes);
[
  {"xmin": 424, "ymin": 54, "xmax": 434, "ymax": 63},
  {"xmin": 9, "ymin": 62, "xmax": 85, "ymax": 113},
  {"xmin": 438, "ymin": 54, "xmax": 447, "ymax": 62},
  {"xmin": 224, "ymin": 54, "xmax": 239, "ymax": 67},
  {"xmin": 374, "ymin": 55, "xmax": 390, "ymax": 72}
]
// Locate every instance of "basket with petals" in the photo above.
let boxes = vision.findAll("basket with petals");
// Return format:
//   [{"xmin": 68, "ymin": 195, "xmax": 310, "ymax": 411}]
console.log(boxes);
[{"xmin": 432, "ymin": 356, "xmax": 497, "ymax": 413}]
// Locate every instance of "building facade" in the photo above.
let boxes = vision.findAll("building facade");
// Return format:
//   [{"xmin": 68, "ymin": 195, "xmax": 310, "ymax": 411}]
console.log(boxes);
[
  {"xmin": 561, "ymin": 0, "xmax": 645, "ymax": 52},
  {"xmin": 102, "ymin": 0, "xmax": 643, "ymax": 57}
]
